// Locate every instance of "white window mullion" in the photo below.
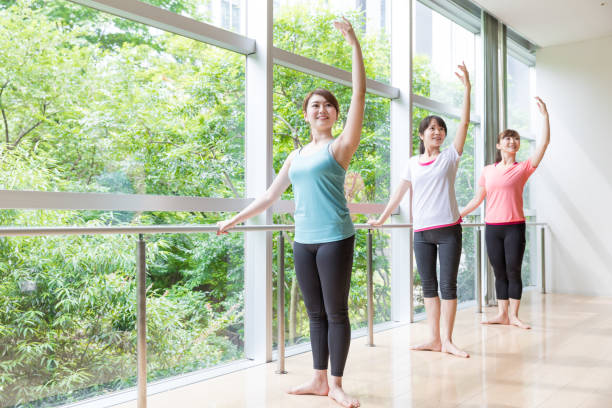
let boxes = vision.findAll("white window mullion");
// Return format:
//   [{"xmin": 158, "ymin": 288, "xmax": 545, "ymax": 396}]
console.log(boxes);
[
  {"xmin": 0, "ymin": 190, "xmax": 254, "ymax": 212},
  {"xmin": 244, "ymin": 0, "xmax": 273, "ymax": 364},
  {"xmin": 272, "ymin": 47, "xmax": 399, "ymax": 99},
  {"xmin": 390, "ymin": 0, "xmax": 413, "ymax": 323},
  {"xmin": 68, "ymin": 0, "xmax": 255, "ymax": 54}
]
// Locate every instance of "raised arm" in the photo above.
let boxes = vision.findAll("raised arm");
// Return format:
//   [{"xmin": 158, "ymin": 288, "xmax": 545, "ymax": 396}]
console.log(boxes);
[
  {"xmin": 217, "ymin": 151, "xmax": 296, "ymax": 234},
  {"xmin": 367, "ymin": 179, "xmax": 411, "ymax": 226},
  {"xmin": 331, "ymin": 17, "xmax": 366, "ymax": 169},
  {"xmin": 453, "ymin": 62, "xmax": 471, "ymax": 155},
  {"xmin": 460, "ymin": 186, "xmax": 486, "ymax": 218},
  {"xmin": 529, "ymin": 97, "xmax": 550, "ymax": 168}
]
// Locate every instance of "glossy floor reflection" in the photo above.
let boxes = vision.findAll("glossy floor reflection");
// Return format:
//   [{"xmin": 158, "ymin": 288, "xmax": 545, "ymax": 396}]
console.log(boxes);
[{"xmin": 115, "ymin": 292, "xmax": 612, "ymax": 407}]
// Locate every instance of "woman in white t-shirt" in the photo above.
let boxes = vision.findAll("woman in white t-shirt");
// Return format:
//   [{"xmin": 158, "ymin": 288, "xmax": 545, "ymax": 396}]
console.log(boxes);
[{"xmin": 369, "ymin": 63, "xmax": 471, "ymax": 358}]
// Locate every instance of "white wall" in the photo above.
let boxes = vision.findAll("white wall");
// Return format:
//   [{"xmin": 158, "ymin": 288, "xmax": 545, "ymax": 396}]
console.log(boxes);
[{"xmin": 534, "ymin": 35, "xmax": 612, "ymax": 296}]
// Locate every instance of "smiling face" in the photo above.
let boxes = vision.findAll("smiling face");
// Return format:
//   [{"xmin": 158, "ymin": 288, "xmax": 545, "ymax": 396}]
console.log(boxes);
[
  {"xmin": 496, "ymin": 130, "xmax": 521, "ymax": 155},
  {"xmin": 419, "ymin": 116, "xmax": 447, "ymax": 152},
  {"xmin": 304, "ymin": 95, "xmax": 338, "ymax": 130},
  {"xmin": 302, "ymin": 89, "xmax": 339, "ymax": 133}
]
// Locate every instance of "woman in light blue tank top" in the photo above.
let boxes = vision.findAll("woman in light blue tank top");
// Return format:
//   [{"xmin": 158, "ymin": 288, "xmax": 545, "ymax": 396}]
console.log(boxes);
[{"xmin": 217, "ymin": 18, "xmax": 365, "ymax": 408}]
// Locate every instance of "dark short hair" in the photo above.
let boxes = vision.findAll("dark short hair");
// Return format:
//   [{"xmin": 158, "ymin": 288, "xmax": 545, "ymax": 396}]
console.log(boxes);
[
  {"xmin": 417, "ymin": 115, "xmax": 447, "ymax": 154},
  {"xmin": 495, "ymin": 129, "xmax": 520, "ymax": 163},
  {"xmin": 302, "ymin": 88, "xmax": 340, "ymax": 115}
]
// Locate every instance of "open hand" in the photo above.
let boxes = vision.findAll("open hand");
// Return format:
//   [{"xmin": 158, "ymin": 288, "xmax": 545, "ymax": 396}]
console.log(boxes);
[
  {"xmin": 333, "ymin": 17, "xmax": 358, "ymax": 46},
  {"xmin": 535, "ymin": 96, "xmax": 548, "ymax": 116},
  {"xmin": 455, "ymin": 61, "xmax": 470, "ymax": 88}
]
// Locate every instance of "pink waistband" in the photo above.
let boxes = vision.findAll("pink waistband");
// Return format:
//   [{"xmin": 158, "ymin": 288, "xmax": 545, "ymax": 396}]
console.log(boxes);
[
  {"xmin": 485, "ymin": 220, "xmax": 526, "ymax": 226},
  {"xmin": 414, "ymin": 217, "xmax": 462, "ymax": 232}
]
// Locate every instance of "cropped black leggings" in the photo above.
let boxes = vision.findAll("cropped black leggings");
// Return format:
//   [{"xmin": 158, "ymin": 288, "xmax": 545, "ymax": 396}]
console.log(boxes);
[
  {"xmin": 414, "ymin": 224, "xmax": 462, "ymax": 300},
  {"xmin": 485, "ymin": 223, "xmax": 526, "ymax": 300},
  {"xmin": 293, "ymin": 235, "xmax": 355, "ymax": 377}
]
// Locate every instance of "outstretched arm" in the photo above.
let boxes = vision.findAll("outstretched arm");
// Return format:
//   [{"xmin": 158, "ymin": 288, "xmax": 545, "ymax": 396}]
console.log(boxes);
[
  {"xmin": 453, "ymin": 62, "xmax": 471, "ymax": 155},
  {"xmin": 460, "ymin": 186, "xmax": 486, "ymax": 218},
  {"xmin": 332, "ymin": 17, "xmax": 366, "ymax": 170},
  {"xmin": 367, "ymin": 179, "xmax": 411, "ymax": 226},
  {"xmin": 529, "ymin": 97, "xmax": 550, "ymax": 168},
  {"xmin": 217, "ymin": 151, "xmax": 296, "ymax": 234}
]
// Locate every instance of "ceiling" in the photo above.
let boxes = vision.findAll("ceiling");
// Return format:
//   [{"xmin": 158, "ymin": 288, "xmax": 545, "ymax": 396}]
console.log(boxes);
[{"xmin": 472, "ymin": 0, "xmax": 612, "ymax": 47}]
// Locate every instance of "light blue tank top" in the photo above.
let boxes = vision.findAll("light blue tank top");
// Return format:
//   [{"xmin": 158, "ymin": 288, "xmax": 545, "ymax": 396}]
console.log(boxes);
[{"xmin": 288, "ymin": 140, "xmax": 355, "ymax": 244}]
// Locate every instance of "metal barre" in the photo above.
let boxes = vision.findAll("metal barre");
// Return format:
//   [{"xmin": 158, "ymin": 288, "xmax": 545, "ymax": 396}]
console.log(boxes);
[{"xmin": 0, "ymin": 222, "xmax": 546, "ymax": 236}]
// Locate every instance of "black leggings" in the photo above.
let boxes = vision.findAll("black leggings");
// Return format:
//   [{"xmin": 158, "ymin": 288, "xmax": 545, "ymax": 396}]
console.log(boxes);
[
  {"xmin": 293, "ymin": 235, "xmax": 355, "ymax": 377},
  {"xmin": 485, "ymin": 223, "xmax": 526, "ymax": 300},
  {"xmin": 414, "ymin": 224, "xmax": 462, "ymax": 300}
]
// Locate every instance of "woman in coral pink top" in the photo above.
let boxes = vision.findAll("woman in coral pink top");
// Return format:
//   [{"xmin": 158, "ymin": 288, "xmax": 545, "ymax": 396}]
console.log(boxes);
[{"xmin": 461, "ymin": 97, "xmax": 550, "ymax": 329}]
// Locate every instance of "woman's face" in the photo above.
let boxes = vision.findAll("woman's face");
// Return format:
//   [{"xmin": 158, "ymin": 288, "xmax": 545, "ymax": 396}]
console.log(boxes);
[
  {"xmin": 420, "ymin": 119, "xmax": 446, "ymax": 150},
  {"xmin": 497, "ymin": 133, "xmax": 521, "ymax": 155},
  {"xmin": 304, "ymin": 94, "xmax": 338, "ymax": 131}
]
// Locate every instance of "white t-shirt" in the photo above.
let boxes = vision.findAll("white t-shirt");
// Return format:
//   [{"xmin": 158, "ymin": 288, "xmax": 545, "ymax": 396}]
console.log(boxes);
[{"xmin": 401, "ymin": 145, "xmax": 461, "ymax": 232}]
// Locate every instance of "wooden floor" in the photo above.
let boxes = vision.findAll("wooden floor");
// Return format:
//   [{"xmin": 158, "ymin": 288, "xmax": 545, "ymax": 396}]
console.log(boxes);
[{"xmin": 115, "ymin": 292, "xmax": 612, "ymax": 407}]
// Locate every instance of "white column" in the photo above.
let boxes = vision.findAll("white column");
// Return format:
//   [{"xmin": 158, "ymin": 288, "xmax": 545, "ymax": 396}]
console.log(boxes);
[
  {"xmin": 244, "ymin": 0, "xmax": 273, "ymax": 363},
  {"xmin": 390, "ymin": 0, "xmax": 413, "ymax": 323}
]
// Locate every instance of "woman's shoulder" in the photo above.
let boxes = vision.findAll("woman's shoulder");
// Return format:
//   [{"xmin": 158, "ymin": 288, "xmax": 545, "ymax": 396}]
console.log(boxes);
[
  {"xmin": 406, "ymin": 155, "xmax": 421, "ymax": 167},
  {"xmin": 479, "ymin": 163, "xmax": 495, "ymax": 178},
  {"xmin": 285, "ymin": 148, "xmax": 301, "ymax": 165}
]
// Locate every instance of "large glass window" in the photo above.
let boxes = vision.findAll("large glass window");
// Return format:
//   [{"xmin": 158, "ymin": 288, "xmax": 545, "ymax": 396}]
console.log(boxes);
[
  {"xmin": 507, "ymin": 53, "xmax": 533, "ymax": 136},
  {"xmin": 273, "ymin": 0, "xmax": 391, "ymax": 84},
  {"xmin": 0, "ymin": 1, "xmax": 245, "ymax": 198},
  {"xmin": 0, "ymin": 1, "xmax": 248, "ymax": 406},
  {"xmin": 0, "ymin": 209, "xmax": 245, "ymax": 407},
  {"xmin": 139, "ymin": 0, "xmax": 246, "ymax": 34},
  {"xmin": 413, "ymin": 1, "xmax": 478, "ymax": 112}
]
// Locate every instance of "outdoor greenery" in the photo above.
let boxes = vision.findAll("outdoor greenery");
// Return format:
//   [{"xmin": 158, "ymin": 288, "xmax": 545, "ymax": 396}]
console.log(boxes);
[
  {"xmin": 0, "ymin": 1, "xmax": 496, "ymax": 407},
  {"xmin": 0, "ymin": 1, "xmax": 246, "ymax": 405}
]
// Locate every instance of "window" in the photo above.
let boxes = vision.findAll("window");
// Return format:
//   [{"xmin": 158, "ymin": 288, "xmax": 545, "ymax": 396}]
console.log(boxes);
[
  {"xmin": 0, "ymin": 209, "xmax": 246, "ymax": 407},
  {"xmin": 0, "ymin": 1, "xmax": 247, "ymax": 405},
  {"xmin": 0, "ymin": 1, "xmax": 245, "ymax": 199},
  {"xmin": 273, "ymin": 0, "xmax": 391, "ymax": 84},
  {"xmin": 413, "ymin": 1, "xmax": 479, "ymax": 112},
  {"xmin": 140, "ymin": 0, "xmax": 246, "ymax": 34},
  {"xmin": 507, "ymin": 53, "xmax": 534, "ymax": 136}
]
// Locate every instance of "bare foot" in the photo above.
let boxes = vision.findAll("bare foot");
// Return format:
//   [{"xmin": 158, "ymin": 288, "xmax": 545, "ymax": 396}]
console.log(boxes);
[
  {"xmin": 481, "ymin": 313, "xmax": 510, "ymax": 325},
  {"xmin": 409, "ymin": 339, "xmax": 442, "ymax": 352},
  {"xmin": 328, "ymin": 386, "xmax": 360, "ymax": 407},
  {"xmin": 441, "ymin": 340, "xmax": 469, "ymax": 358},
  {"xmin": 287, "ymin": 377, "xmax": 329, "ymax": 396},
  {"xmin": 509, "ymin": 316, "xmax": 531, "ymax": 330}
]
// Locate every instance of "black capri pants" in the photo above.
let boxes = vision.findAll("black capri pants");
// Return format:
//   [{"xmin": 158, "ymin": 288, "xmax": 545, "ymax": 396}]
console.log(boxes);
[
  {"xmin": 293, "ymin": 234, "xmax": 355, "ymax": 377},
  {"xmin": 414, "ymin": 224, "xmax": 462, "ymax": 300},
  {"xmin": 485, "ymin": 222, "xmax": 526, "ymax": 300}
]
